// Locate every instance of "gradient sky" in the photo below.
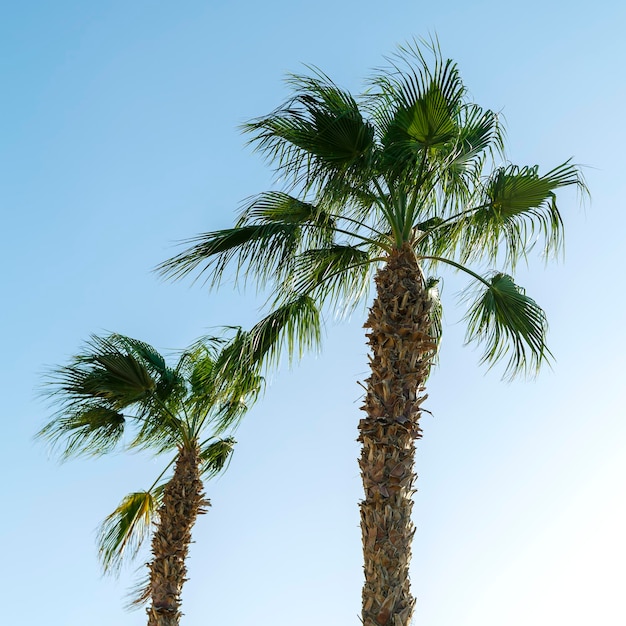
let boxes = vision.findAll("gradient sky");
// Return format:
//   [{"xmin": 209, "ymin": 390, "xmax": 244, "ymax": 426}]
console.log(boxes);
[{"xmin": 2, "ymin": 2, "xmax": 625, "ymax": 625}]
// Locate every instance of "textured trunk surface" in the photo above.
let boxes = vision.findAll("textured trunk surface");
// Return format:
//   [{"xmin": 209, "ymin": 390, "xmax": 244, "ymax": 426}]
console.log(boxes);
[
  {"xmin": 147, "ymin": 443, "xmax": 208, "ymax": 626},
  {"xmin": 359, "ymin": 244, "xmax": 437, "ymax": 626}
]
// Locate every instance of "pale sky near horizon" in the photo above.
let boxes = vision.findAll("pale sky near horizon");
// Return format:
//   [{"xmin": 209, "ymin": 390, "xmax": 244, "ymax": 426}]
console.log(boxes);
[{"xmin": 2, "ymin": 2, "xmax": 625, "ymax": 625}]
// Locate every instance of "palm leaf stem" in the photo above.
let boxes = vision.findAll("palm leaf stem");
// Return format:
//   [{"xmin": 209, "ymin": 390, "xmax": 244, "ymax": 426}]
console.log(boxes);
[
  {"xmin": 423, "ymin": 203, "xmax": 491, "ymax": 234},
  {"xmin": 180, "ymin": 401, "xmax": 196, "ymax": 439},
  {"xmin": 419, "ymin": 255, "xmax": 491, "ymax": 287},
  {"xmin": 334, "ymin": 214, "xmax": 387, "ymax": 238},
  {"xmin": 329, "ymin": 226, "xmax": 390, "ymax": 250},
  {"xmin": 403, "ymin": 151, "xmax": 430, "ymax": 241},
  {"xmin": 146, "ymin": 457, "xmax": 177, "ymax": 495},
  {"xmin": 372, "ymin": 178, "xmax": 404, "ymax": 247}
]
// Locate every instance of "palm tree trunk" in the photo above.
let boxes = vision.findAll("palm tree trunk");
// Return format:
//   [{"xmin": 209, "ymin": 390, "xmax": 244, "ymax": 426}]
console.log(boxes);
[
  {"xmin": 147, "ymin": 442, "xmax": 208, "ymax": 626},
  {"xmin": 359, "ymin": 244, "xmax": 437, "ymax": 626}
]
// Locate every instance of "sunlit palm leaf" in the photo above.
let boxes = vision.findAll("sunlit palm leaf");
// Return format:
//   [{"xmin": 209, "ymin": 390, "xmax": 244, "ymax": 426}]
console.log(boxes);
[
  {"xmin": 98, "ymin": 487, "xmax": 164, "ymax": 575},
  {"xmin": 380, "ymin": 71, "xmax": 460, "ymax": 152},
  {"xmin": 372, "ymin": 45, "xmax": 465, "ymax": 182},
  {"xmin": 465, "ymin": 273, "xmax": 550, "ymax": 378},
  {"xmin": 247, "ymin": 294, "xmax": 321, "ymax": 368}
]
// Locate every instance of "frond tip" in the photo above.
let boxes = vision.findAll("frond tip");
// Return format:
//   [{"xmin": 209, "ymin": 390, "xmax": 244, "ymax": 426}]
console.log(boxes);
[{"xmin": 465, "ymin": 273, "xmax": 551, "ymax": 378}]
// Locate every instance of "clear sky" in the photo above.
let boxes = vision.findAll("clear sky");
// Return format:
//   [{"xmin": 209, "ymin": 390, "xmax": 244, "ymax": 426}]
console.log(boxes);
[{"xmin": 2, "ymin": 2, "xmax": 625, "ymax": 625}]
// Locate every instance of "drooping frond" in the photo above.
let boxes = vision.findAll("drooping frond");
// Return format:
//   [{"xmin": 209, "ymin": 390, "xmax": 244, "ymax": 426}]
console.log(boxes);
[
  {"xmin": 246, "ymin": 294, "xmax": 322, "ymax": 368},
  {"xmin": 65, "ymin": 335, "xmax": 157, "ymax": 410},
  {"xmin": 199, "ymin": 437, "xmax": 236, "ymax": 479},
  {"xmin": 98, "ymin": 486, "xmax": 164, "ymax": 575},
  {"xmin": 214, "ymin": 295, "xmax": 322, "ymax": 385},
  {"xmin": 465, "ymin": 273, "xmax": 550, "ymax": 378},
  {"xmin": 39, "ymin": 335, "xmax": 161, "ymax": 458},
  {"xmin": 38, "ymin": 405, "xmax": 125, "ymax": 459},
  {"xmin": 156, "ymin": 223, "xmax": 303, "ymax": 287},
  {"xmin": 157, "ymin": 190, "xmax": 345, "ymax": 289},
  {"xmin": 288, "ymin": 244, "xmax": 374, "ymax": 313}
]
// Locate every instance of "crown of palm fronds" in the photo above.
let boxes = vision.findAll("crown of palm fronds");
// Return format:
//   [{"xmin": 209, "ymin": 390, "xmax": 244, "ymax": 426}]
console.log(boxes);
[{"xmin": 158, "ymin": 38, "xmax": 586, "ymax": 379}]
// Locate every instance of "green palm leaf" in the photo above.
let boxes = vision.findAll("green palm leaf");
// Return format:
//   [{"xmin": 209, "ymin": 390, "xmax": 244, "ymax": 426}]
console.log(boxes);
[
  {"xmin": 200, "ymin": 437, "xmax": 236, "ymax": 479},
  {"xmin": 245, "ymin": 71, "xmax": 376, "ymax": 193},
  {"xmin": 38, "ymin": 405, "xmax": 125, "ymax": 459},
  {"xmin": 156, "ymin": 223, "xmax": 303, "ymax": 287},
  {"xmin": 214, "ymin": 295, "xmax": 321, "ymax": 387},
  {"xmin": 98, "ymin": 487, "xmax": 164, "ymax": 575},
  {"xmin": 69, "ymin": 335, "xmax": 156, "ymax": 409},
  {"xmin": 455, "ymin": 161, "xmax": 583, "ymax": 267},
  {"xmin": 465, "ymin": 273, "xmax": 550, "ymax": 378},
  {"xmin": 289, "ymin": 244, "xmax": 373, "ymax": 312}
]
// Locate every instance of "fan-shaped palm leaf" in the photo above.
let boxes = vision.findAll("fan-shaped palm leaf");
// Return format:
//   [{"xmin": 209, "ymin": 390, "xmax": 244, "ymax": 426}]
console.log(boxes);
[
  {"xmin": 98, "ymin": 487, "xmax": 164, "ymax": 575},
  {"xmin": 465, "ymin": 272, "xmax": 550, "ymax": 378}
]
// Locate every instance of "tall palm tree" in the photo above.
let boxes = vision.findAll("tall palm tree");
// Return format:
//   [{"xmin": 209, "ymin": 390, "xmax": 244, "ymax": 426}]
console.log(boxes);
[
  {"xmin": 158, "ymin": 41, "xmax": 585, "ymax": 626},
  {"xmin": 39, "ymin": 333, "xmax": 261, "ymax": 626}
]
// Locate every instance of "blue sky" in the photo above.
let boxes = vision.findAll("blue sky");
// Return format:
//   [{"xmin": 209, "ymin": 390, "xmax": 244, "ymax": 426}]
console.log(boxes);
[{"xmin": 2, "ymin": 2, "xmax": 625, "ymax": 625}]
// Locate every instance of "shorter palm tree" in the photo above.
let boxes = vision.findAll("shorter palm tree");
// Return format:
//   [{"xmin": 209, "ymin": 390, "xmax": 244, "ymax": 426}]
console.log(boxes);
[{"xmin": 39, "ymin": 333, "xmax": 261, "ymax": 626}]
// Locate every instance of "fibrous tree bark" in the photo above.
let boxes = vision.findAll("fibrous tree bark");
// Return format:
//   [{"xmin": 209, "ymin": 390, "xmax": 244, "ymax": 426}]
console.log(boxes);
[
  {"xmin": 359, "ymin": 244, "xmax": 437, "ymax": 626},
  {"xmin": 147, "ymin": 443, "xmax": 208, "ymax": 626}
]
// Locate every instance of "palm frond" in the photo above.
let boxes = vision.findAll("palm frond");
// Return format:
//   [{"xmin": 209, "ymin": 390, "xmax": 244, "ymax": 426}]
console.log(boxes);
[
  {"xmin": 156, "ymin": 223, "xmax": 303, "ymax": 288},
  {"xmin": 239, "ymin": 191, "xmax": 336, "ymax": 248},
  {"xmin": 187, "ymin": 348, "xmax": 218, "ymax": 406},
  {"xmin": 465, "ymin": 273, "xmax": 551, "ymax": 378},
  {"xmin": 464, "ymin": 161, "xmax": 581, "ymax": 265},
  {"xmin": 63, "ymin": 335, "xmax": 157, "ymax": 410},
  {"xmin": 98, "ymin": 486, "xmax": 164, "ymax": 575},
  {"xmin": 112, "ymin": 335, "xmax": 185, "ymax": 402},
  {"xmin": 244, "ymin": 70, "xmax": 376, "ymax": 195},
  {"xmin": 288, "ymin": 244, "xmax": 374, "ymax": 314},
  {"xmin": 432, "ymin": 105, "xmax": 502, "ymax": 207},
  {"xmin": 247, "ymin": 294, "xmax": 322, "ymax": 368},
  {"xmin": 215, "ymin": 295, "xmax": 321, "ymax": 384},
  {"xmin": 39, "ymin": 334, "xmax": 163, "ymax": 459},
  {"xmin": 199, "ymin": 437, "xmax": 236, "ymax": 479},
  {"xmin": 371, "ymin": 43, "xmax": 465, "ymax": 180},
  {"xmin": 38, "ymin": 404, "xmax": 125, "ymax": 459}
]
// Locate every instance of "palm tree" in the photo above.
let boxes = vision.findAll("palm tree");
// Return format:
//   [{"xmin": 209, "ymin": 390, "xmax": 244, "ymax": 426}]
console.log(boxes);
[
  {"xmin": 39, "ymin": 333, "xmax": 260, "ymax": 626},
  {"xmin": 158, "ymin": 41, "xmax": 585, "ymax": 626}
]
